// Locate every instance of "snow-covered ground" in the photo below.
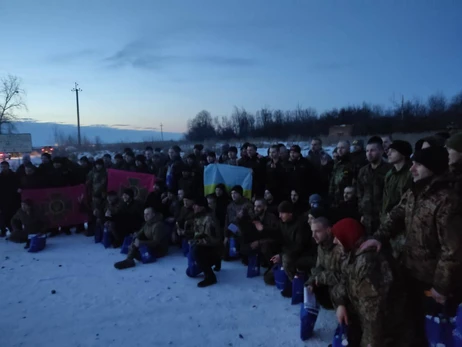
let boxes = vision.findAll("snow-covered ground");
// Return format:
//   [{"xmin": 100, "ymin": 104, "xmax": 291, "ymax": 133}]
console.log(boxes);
[{"xmin": 0, "ymin": 235, "xmax": 337, "ymax": 347}]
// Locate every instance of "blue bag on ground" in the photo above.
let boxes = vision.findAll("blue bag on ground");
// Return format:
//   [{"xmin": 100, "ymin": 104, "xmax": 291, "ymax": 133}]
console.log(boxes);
[
  {"xmin": 28, "ymin": 234, "xmax": 47, "ymax": 253},
  {"xmin": 120, "ymin": 236, "xmax": 133, "ymax": 254},
  {"xmin": 102, "ymin": 226, "xmax": 112, "ymax": 248},
  {"xmin": 228, "ymin": 237, "xmax": 238, "ymax": 258},
  {"xmin": 426, "ymin": 314, "xmax": 456, "ymax": 347},
  {"xmin": 292, "ymin": 272, "xmax": 305, "ymax": 305},
  {"xmin": 94, "ymin": 225, "xmax": 103, "ymax": 243},
  {"xmin": 186, "ymin": 244, "xmax": 202, "ymax": 277},
  {"xmin": 332, "ymin": 324, "xmax": 349, "ymax": 347},
  {"xmin": 246, "ymin": 253, "xmax": 260, "ymax": 278},
  {"xmin": 181, "ymin": 238, "xmax": 189, "ymax": 257},
  {"xmin": 273, "ymin": 264, "xmax": 290, "ymax": 291},
  {"xmin": 300, "ymin": 287, "xmax": 320, "ymax": 341},
  {"xmin": 139, "ymin": 245, "xmax": 156, "ymax": 264}
]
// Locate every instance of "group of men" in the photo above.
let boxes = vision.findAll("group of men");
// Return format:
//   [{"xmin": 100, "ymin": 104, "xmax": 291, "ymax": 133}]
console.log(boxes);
[{"xmin": 1, "ymin": 131, "xmax": 462, "ymax": 346}]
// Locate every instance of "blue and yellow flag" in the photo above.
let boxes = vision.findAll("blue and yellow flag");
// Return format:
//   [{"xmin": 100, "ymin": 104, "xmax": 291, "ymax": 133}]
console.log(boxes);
[{"xmin": 203, "ymin": 164, "xmax": 253, "ymax": 199}]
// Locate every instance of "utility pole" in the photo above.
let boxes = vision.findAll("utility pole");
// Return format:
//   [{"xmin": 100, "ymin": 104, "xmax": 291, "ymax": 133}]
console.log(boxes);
[
  {"xmin": 160, "ymin": 123, "xmax": 164, "ymax": 141},
  {"xmin": 71, "ymin": 82, "xmax": 82, "ymax": 146}
]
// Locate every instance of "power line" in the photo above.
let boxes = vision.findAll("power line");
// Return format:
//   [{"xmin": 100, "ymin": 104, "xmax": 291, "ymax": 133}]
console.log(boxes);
[
  {"xmin": 71, "ymin": 82, "xmax": 82, "ymax": 146},
  {"xmin": 160, "ymin": 123, "xmax": 164, "ymax": 141}
]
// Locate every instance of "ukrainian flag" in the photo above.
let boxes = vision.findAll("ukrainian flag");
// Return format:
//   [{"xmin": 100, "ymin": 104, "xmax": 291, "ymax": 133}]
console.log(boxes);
[{"xmin": 204, "ymin": 164, "xmax": 253, "ymax": 199}]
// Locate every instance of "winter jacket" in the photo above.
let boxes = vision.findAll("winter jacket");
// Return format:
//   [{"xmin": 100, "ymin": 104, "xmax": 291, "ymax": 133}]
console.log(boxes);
[
  {"xmin": 0, "ymin": 170, "xmax": 20, "ymax": 214},
  {"xmin": 331, "ymin": 247, "xmax": 412, "ymax": 346},
  {"xmin": 280, "ymin": 217, "xmax": 312, "ymax": 260},
  {"xmin": 239, "ymin": 211, "xmax": 280, "ymax": 247},
  {"xmin": 374, "ymin": 175, "xmax": 462, "ymax": 297},
  {"xmin": 136, "ymin": 214, "xmax": 169, "ymax": 257},
  {"xmin": 224, "ymin": 197, "xmax": 255, "ymax": 237},
  {"xmin": 112, "ymin": 199, "xmax": 145, "ymax": 234},
  {"xmin": 329, "ymin": 154, "xmax": 356, "ymax": 204},
  {"xmin": 86, "ymin": 167, "xmax": 107, "ymax": 199},
  {"xmin": 265, "ymin": 159, "xmax": 286, "ymax": 201},
  {"xmin": 19, "ymin": 173, "xmax": 44, "ymax": 190},
  {"xmin": 381, "ymin": 162, "xmax": 412, "ymax": 220},
  {"xmin": 9, "ymin": 208, "xmax": 45, "ymax": 243},
  {"xmin": 177, "ymin": 206, "xmax": 195, "ymax": 231},
  {"xmin": 238, "ymin": 155, "xmax": 266, "ymax": 197},
  {"xmin": 283, "ymin": 157, "xmax": 320, "ymax": 199},
  {"xmin": 190, "ymin": 212, "xmax": 222, "ymax": 249},
  {"xmin": 331, "ymin": 199, "xmax": 361, "ymax": 224},
  {"xmin": 350, "ymin": 150, "xmax": 368, "ymax": 173},
  {"xmin": 356, "ymin": 160, "xmax": 393, "ymax": 235}
]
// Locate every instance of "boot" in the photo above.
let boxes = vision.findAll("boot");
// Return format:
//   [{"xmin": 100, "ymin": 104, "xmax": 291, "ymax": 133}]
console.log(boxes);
[
  {"xmin": 263, "ymin": 267, "xmax": 275, "ymax": 285},
  {"xmin": 213, "ymin": 259, "xmax": 222, "ymax": 272},
  {"xmin": 198, "ymin": 269, "xmax": 217, "ymax": 288},
  {"xmin": 281, "ymin": 282, "xmax": 293, "ymax": 298},
  {"xmin": 24, "ymin": 239, "xmax": 31, "ymax": 249},
  {"xmin": 114, "ymin": 259, "xmax": 136, "ymax": 270}
]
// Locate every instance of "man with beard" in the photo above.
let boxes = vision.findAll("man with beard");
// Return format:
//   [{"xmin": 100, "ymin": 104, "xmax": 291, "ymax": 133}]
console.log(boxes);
[
  {"xmin": 361, "ymin": 146, "xmax": 462, "ymax": 346},
  {"xmin": 102, "ymin": 154, "xmax": 113, "ymax": 169},
  {"xmin": 356, "ymin": 137, "xmax": 392, "ymax": 236},
  {"xmin": 226, "ymin": 146, "xmax": 239, "ymax": 166},
  {"xmin": 381, "ymin": 135, "xmax": 393, "ymax": 159},
  {"xmin": 329, "ymin": 141, "xmax": 356, "ymax": 205}
]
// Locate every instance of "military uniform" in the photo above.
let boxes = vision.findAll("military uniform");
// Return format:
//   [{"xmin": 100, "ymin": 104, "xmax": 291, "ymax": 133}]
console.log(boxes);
[
  {"xmin": 86, "ymin": 167, "xmax": 107, "ymax": 223},
  {"xmin": 329, "ymin": 154, "xmax": 356, "ymax": 205},
  {"xmin": 9, "ymin": 208, "xmax": 45, "ymax": 243},
  {"xmin": 356, "ymin": 161, "xmax": 392, "ymax": 235},
  {"xmin": 381, "ymin": 162, "xmax": 412, "ymax": 219},
  {"xmin": 127, "ymin": 214, "xmax": 170, "ymax": 259}
]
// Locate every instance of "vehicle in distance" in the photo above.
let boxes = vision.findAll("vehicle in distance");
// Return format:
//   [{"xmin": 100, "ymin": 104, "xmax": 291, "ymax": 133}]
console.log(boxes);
[
  {"xmin": 41, "ymin": 146, "xmax": 54, "ymax": 154},
  {"xmin": 0, "ymin": 152, "xmax": 11, "ymax": 160}
]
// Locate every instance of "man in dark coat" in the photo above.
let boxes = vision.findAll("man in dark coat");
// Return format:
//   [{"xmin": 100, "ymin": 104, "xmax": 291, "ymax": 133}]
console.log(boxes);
[
  {"xmin": 0, "ymin": 161, "xmax": 20, "ymax": 236},
  {"xmin": 265, "ymin": 145, "xmax": 286, "ymax": 203}
]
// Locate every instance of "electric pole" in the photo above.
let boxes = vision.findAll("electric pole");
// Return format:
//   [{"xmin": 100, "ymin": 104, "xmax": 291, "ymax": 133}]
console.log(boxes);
[
  {"xmin": 160, "ymin": 123, "xmax": 164, "ymax": 141},
  {"xmin": 71, "ymin": 82, "xmax": 82, "ymax": 146}
]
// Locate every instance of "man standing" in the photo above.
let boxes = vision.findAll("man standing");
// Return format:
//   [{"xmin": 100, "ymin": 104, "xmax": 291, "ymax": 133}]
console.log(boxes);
[
  {"xmin": 381, "ymin": 135, "xmax": 393, "ymax": 159},
  {"xmin": 265, "ymin": 145, "xmax": 286, "ymax": 202},
  {"xmin": 356, "ymin": 137, "xmax": 392, "ymax": 236},
  {"xmin": 361, "ymin": 146, "xmax": 462, "ymax": 346},
  {"xmin": 0, "ymin": 161, "xmax": 20, "ymax": 237},
  {"xmin": 446, "ymin": 132, "xmax": 462, "ymax": 192},
  {"xmin": 329, "ymin": 141, "xmax": 356, "ymax": 205}
]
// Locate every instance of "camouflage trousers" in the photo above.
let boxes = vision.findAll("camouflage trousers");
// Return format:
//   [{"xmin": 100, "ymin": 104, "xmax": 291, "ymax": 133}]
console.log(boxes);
[{"xmin": 282, "ymin": 253, "xmax": 316, "ymax": 281}]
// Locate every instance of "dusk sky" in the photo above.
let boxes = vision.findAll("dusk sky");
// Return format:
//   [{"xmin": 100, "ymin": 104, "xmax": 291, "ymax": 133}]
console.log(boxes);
[{"xmin": 2, "ymin": 0, "xmax": 462, "ymax": 135}]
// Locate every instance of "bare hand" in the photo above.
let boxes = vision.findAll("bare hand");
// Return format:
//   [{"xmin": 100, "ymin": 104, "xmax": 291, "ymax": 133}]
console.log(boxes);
[
  {"xmin": 134, "ymin": 239, "xmax": 140, "ymax": 248},
  {"xmin": 105, "ymin": 210, "xmax": 111, "ymax": 217},
  {"xmin": 253, "ymin": 221, "xmax": 263, "ymax": 231},
  {"xmin": 250, "ymin": 241, "xmax": 259, "ymax": 250},
  {"xmin": 430, "ymin": 287, "xmax": 446, "ymax": 305},
  {"xmin": 307, "ymin": 285, "xmax": 314, "ymax": 293},
  {"xmin": 270, "ymin": 254, "xmax": 281, "ymax": 264},
  {"xmin": 359, "ymin": 239, "xmax": 382, "ymax": 252},
  {"xmin": 360, "ymin": 216, "xmax": 364, "ymax": 224},
  {"xmin": 336, "ymin": 305, "xmax": 349, "ymax": 325}
]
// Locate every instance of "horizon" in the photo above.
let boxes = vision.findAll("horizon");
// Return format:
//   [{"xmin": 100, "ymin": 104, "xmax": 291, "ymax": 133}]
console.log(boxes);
[{"xmin": 1, "ymin": 0, "xmax": 462, "ymax": 137}]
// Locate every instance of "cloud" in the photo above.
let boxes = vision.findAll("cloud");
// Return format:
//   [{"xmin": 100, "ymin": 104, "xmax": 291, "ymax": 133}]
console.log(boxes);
[
  {"xmin": 48, "ymin": 49, "xmax": 99, "ymax": 64},
  {"xmin": 311, "ymin": 60, "xmax": 358, "ymax": 71},
  {"xmin": 103, "ymin": 40, "xmax": 256, "ymax": 70}
]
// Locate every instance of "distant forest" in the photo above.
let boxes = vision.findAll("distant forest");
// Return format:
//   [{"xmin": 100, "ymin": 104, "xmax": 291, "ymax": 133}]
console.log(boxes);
[{"xmin": 185, "ymin": 92, "xmax": 462, "ymax": 141}]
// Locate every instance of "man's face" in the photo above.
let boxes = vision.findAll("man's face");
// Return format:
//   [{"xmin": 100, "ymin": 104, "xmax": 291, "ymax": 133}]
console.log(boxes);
[
  {"xmin": 107, "ymin": 195, "xmax": 117, "ymax": 204},
  {"xmin": 80, "ymin": 161, "xmax": 88, "ymax": 167},
  {"xmin": 387, "ymin": 148, "xmax": 404, "ymax": 165},
  {"xmin": 25, "ymin": 167, "xmax": 34, "ymax": 175},
  {"xmin": 182, "ymin": 171, "xmax": 191, "ymax": 178},
  {"xmin": 215, "ymin": 187, "xmax": 223, "ymax": 197},
  {"xmin": 229, "ymin": 151, "xmax": 237, "ymax": 159},
  {"xmin": 21, "ymin": 202, "xmax": 31, "ymax": 213},
  {"xmin": 247, "ymin": 146, "xmax": 257, "ymax": 158},
  {"xmin": 187, "ymin": 158, "xmax": 194, "ymax": 166},
  {"xmin": 23, "ymin": 156, "xmax": 31, "ymax": 164},
  {"xmin": 125, "ymin": 155, "xmax": 134, "ymax": 163},
  {"xmin": 337, "ymin": 142, "xmax": 350, "ymax": 157},
  {"xmin": 122, "ymin": 193, "xmax": 130, "ymax": 203},
  {"xmin": 448, "ymin": 148, "xmax": 462, "ymax": 165},
  {"xmin": 103, "ymin": 157, "xmax": 112, "ymax": 165},
  {"xmin": 290, "ymin": 150, "xmax": 300, "ymax": 161},
  {"xmin": 333, "ymin": 151, "xmax": 339, "ymax": 161},
  {"xmin": 254, "ymin": 200, "xmax": 266, "ymax": 216},
  {"xmin": 264, "ymin": 190, "xmax": 273, "ymax": 201},
  {"xmin": 366, "ymin": 143, "xmax": 383, "ymax": 163},
  {"xmin": 410, "ymin": 162, "xmax": 433, "ymax": 182},
  {"xmin": 382, "ymin": 137, "xmax": 392, "ymax": 152},
  {"xmin": 53, "ymin": 163, "xmax": 62, "ymax": 169},
  {"xmin": 240, "ymin": 147, "xmax": 248, "ymax": 158},
  {"xmin": 269, "ymin": 148, "xmax": 279, "ymax": 160},
  {"xmin": 279, "ymin": 212, "xmax": 292, "ymax": 223},
  {"xmin": 184, "ymin": 198, "xmax": 194, "ymax": 208},
  {"xmin": 193, "ymin": 204, "xmax": 205, "ymax": 214},
  {"xmin": 145, "ymin": 150, "xmax": 153, "ymax": 160},
  {"xmin": 312, "ymin": 222, "xmax": 330, "ymax": 245},
  {"xmin": 115, "ymin": 157, "xmax": 123, "ymax": 164},
  {"xmin": 194, "ymin": 149, "xmax": 201, "ymax": 156},
  {"xmin": 168, "ymin": 149, "xmax": 177, "ymax": 160},
  {"xmin": 207, "ymin": 156, "xmax": 215, "ymax": 164},
  {"xmin": 353, "ymin": 145, "xmax": 363, "ymax": 153},
  {"xmin": 343, "ymin": 187, "xmax": 355, "ymax": 202},
  {"xmin": 231, "ymin": 191, "xmax": 241, "ymax": 201},
  {"xmin": 290, "ymin": 191, "xmax": 299, "ymax": 203},
  {"xmin": 207, "ymin": 198, "xmax": 216, "ymax": 210},
  {"xmin": 311, "ymin": 140, "xmax": 321, "ymax": 152},
  {"xmin": 95, "ymin": 164, "xmax": 103, "ymax": 171},
  {"xmin": 178, "ymin": 190, "xmax": 185, "ymax": 201},
  {"xmin": 144, "ymin": 208, "xmax": 154, "ymax": 221},
  {"xmin": 279, "ymin": 146, "xmax": 288, "ymax": 160}
]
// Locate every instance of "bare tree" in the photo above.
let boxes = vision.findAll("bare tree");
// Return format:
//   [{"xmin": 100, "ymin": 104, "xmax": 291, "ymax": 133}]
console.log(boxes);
[{"xmin": 0, "ymin": 75, "xmax": 27, "ymax": 134}]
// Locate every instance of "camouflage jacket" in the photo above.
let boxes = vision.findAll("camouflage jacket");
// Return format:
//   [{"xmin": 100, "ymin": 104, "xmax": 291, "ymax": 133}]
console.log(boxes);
[
  {"xmin": 329, "ymin": 154, "xmax": 357, "ymax": 204},
  {"xmin": 356, "ymin": 160, "xmax": 393, "ymax": 235},
  {"xmin": 224, "ymin": 197, "xmax": 255, "ymax": 237},
  {"xmin": 136, "ymin": 214, "xmax": 170, "ymax": 257},
  {"xmin": 381, "ymin": 162, "xmax": 412, "ymax": 220},
  {"xmin": 331, "ymin": 248, "xmax": 412, "ymax": 346},
  {"xmin": 190, "ymin": 211, "xmax": 222, "ymax": 247},
  {"xmin": 350, "ymin": 150, "xmax": 368, "ymax": 173},
  {"xmin": 177, "ymin": 206, "xmax": 195, "ymax": 231},
  {"xmin": 86, "ymin": 168, "xmax": 107, "ymax": 199},
  {"xmin": 280, "ymin": 217, "xmax": 314, "ymax": 261},
  {"xmin": 10, "ymin": 208, "xmax": 45, "ymax": 240},
  {"xmin": 374, "ymin": 175, "xmax": 462, "ymax": 297},
  {"xmin": 306, "ymin": 235, "xmax": 343, "ymax": 288}
]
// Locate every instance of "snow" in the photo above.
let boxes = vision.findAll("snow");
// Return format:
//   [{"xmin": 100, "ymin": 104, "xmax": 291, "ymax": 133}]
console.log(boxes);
[{"xmin": 0, "ymin": 235, "xmax": 337, "ymax": 347}]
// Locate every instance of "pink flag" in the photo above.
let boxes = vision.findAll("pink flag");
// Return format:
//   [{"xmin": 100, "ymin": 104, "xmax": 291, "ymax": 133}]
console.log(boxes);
[{"xmin": 107, "ymin": 169, "xmax": 155, "ymax": 202}]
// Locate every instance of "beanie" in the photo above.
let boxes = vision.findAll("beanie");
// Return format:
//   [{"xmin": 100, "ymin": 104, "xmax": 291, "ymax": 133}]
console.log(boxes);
[
  {"xmin": 411, "ymin": 147, "xmax": 449, "ymax": 175},
  {"xmin": 194, "ymin": 144, "xmax": 204, "ymax": 151},
  {"xmin": 352, "ymin": 139, "xmax": 364, "ymax": 148},
  {"xmin": 309, "ymin": 194, "xmax": 323, "ymax": 205},
  {"xmin": 278, "ymin": 201, "xmax": 294, "ymax": 214},
  {"xmin": 231, "ymin": 185, "xmax": 243, "ymax": 196},
  {"xmin": 446, "ymin": 132, "xmax": 462, "ymax": 153},
  {"xmin": 367, "ymin": 136, "xmax": 383, "ymax": 146},
  {"xmin": 388, "ymin": 140, "xmax": 413, "ymax": 158},
  {"xmin": 332, "ymin": 218, "xmax": 365, "ymax": 251}
]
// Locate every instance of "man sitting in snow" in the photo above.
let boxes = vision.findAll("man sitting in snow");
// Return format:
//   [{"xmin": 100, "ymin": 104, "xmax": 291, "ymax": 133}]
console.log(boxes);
[
  {"xmin": 9, "ymin": 199, "xmax": 46, "ymax": 246},
  {"xmin": 114, "ymin": 207, "xmax": 170, "ymax": 270}
]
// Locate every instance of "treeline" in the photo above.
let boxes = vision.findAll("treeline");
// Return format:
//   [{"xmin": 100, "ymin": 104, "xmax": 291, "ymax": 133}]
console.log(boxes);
[{"xmin": 185, "ymin": 92, "xmax": 462, "ymax": 141}]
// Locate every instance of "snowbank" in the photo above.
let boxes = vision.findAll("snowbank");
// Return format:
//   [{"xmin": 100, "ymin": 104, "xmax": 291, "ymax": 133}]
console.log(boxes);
[{"xmin": 0, "ymin": 236, "xmax": 336, "ymax": 347}]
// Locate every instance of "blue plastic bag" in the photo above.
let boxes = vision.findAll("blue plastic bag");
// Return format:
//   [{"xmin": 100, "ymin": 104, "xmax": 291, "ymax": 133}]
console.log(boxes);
[
  {"xmin": 228, "ymin": 237, "xmax": 238, "ymax": 258},
  {"xmin": 273, "ymin": 264, "xmax": 290, "ymax": 291},
  {"xmin": 332, "ymin": 324, "xmax": 348, "ymax": 347},
  {"xmin": 186, "ymin": 244, "xmax": 202, "ymax": 277},
  {"xmin": 28, "ymin": 234, "xmax": 47, "ymax": 253},
  {"xmin": 246, "ymin": 253, "xmax": 260, "ymax": 278},
  {"xmin": 120, "ymin": 236, "xmax": 133, "ymax": 254},
  {"xmin": 300, "ymin": 287, "xmax": 320, "ymax": 341},
  {"xmin": 292, "ymin": 273, "xmax": 305, "ymax": 305},
  {"xmin": 182, "ymin": 239, "xmax": 189, "ymax": 257},
  {"xmin": 457, "ymin": 304, "xmax": 462, "ymax": 331},
  {"xmin": 426, "ymin": 314, "xmax": 456, "ymax": 347},
  {"xmin": 102, "ymin": 226, "xmax": 112, "ymax": 248},
  {"xmin": 94, "ymin": 225, "xmax": 103, "ymax": 243},
  {"xmin": 139, "ymin": 245, "xmax": 156, "ymax": 264}
]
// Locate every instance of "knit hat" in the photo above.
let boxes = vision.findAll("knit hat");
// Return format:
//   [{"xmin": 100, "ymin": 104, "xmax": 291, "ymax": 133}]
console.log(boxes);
[
  {"xmin": 278, "ymin": 201, "xmax": 294, "ymax": 214},
  {"xmin": 388, "ymin": 140, "xmax": 413, "ymax": 158},
  {"xmin": 411, "ymin": 147, "xmax": 449, "ymax": 175},
  {"xmin": 446, "ymin": 132, "xmax": 462, "ymax": 153},
  {"xmin": 228, "ymin": 146, "xmax": 238, "ymax": 153},
  {"xmin": 352, "ymin": 139, "xmax": 364, "ymax": 148},
  {"xmin": 367, "ymin": 136, "xmax": 383, "ymax": 146},
  {"xmin": 332, "ymin": 218, "xmax": 365, "ymax": 251},
  {"xmin": 308, "ymin": 206, "xmax": 327, "ymax": 219},
  {"xmin": 231, "ymin": 185, "xmax": 243, "ymax": 196},
  {"xmin": 290, "ymin": 145, "xmax": 301, "ymax": 154},
  {"xmin": 194, "ymin": 144, "xmax": 204, "ymax": 151},
  {"xmin": 309, "ymin": 194, "xmax": 323, "ymax": 205}
]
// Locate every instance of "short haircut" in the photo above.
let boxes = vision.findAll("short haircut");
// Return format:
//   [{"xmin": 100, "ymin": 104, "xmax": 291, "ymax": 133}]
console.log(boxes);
[
  {"xmin": 312, "ymin": 216, "xmax": 331, "ymax": 228},
  {"xmin": 144, "ymin": 206, "xmax": 154, "ymax": 213},
  {"xmin": 344, "ymin": 185, "xmax": 356, "ymax": 191},
  {"xmin": 338, "ymin": 140, "xmax": 350, "ymax": 147},
  {"xmin": 254, "ymin": 198, "xmax": 267, "ymax": 207},
  {"xmin": 103, "ymin": 153, "xmax": 111, "ymax": 159},
  {"xmin": 247, "ymin": 144, "xmax": 257, "ymax": 150},
  {"xmin": 312, "ymin": 137, "xmax": 322, "ymax": 145},
  {"xmin": 270, "ymin": 144, "xmax": 279, "ymax": 151},
  {"xmin": 206, "ymin": 194, "xmax": 216, "ymax": 200},
  {"xmin": 382, "ymin": 135, "xmax": 393, "ymax": 141}
]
